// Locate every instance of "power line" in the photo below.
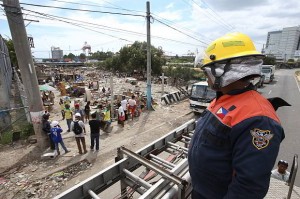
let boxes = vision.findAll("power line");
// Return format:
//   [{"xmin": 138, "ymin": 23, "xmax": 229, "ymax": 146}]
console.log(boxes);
[
  {"xmin": 5, "ymin": 3, "xmax": 207, "ymax": 52},
  {"xmin": 151, "ymin": 13, "xmax": 213, "ymax": 43},
  {"xmin": 16, "ymin": 2, "xmax": 209, "ymax": 47},
  {"xmin": 23, "ymin": 10, "xmax": 133, "ymax": 43},
  {"xmin": 22, "ymin": 9, "xmax": 206, "ymax": 48},
  {"xmin": 181, "ymin": 0, "xmax": 232, "ymax": 32},
  {"xmin": 23, "ymin": 10, "xmax": 146, "ymax": 38},
  {"xmin": 19, "ymin": 2, "xmax": 146, "ymax": 17},
  {"xmin": 199, "ymin": 0, "xmax": 235, "ymax": 30},
  {"xmin": 191, "ymin": 0, "xmax": 234, "ymax": 30},
  {"xmin": 154, "ymin": 17, "xmax": 209, "ymax": 45},
  {"xmin": 49, "ymin": 0, "xmax": 145, "ymax": 15}
]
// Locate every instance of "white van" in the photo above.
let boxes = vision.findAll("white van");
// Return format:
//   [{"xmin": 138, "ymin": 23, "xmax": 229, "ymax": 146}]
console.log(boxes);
[{"xmin": 189, "ymin": 81, "xmax": 216, "ymax": 113}]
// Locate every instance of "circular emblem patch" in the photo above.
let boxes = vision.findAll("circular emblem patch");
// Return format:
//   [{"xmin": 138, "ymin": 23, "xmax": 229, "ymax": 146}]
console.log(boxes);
[{"xmin": 250, "ymin": 128, "xmax": 274, "ymax": 150}]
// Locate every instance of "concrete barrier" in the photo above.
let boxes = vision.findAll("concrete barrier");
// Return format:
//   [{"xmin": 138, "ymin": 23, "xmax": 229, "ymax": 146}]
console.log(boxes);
[{"xmin": 161, "ymin": 91, "xmax": 186, "ymax": 105}]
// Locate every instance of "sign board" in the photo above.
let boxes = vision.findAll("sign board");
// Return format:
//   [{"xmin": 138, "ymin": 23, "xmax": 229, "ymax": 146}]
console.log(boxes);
[
  {"xmin": 294, "ymin": 50, "xmax": 300, "ymax": 57},
  {"xmin": 28, "ymin": 36, "xmax": 34, "ymax": 48}
]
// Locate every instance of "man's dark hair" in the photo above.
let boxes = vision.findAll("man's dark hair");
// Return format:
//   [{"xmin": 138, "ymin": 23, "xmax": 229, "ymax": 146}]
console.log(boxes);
[
  {"xmin": 91, "ymin": 112, "xmax": 97, "ymax": 119},
  {"xmin": 278, "ymin": 160, "xmax": 288, "ymax": 167}
]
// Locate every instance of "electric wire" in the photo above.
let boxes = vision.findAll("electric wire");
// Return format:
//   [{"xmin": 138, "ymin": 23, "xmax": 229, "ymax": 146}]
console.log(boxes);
[
  {"xmin": 23, "ymin": 10, "xmax": 146, "ymax": 38},
  {"xmin": 4, "ymin": 2, "xmax": 208, "ymax": 53},
  {"xmin": 154, "ymin": 17, "xmax": 208, "ymax": 45},
  {"xmin": 151, "ymin": 13, "xmax": 213, "ymax": 43},
  {"xmin": 24, "ymin": 10, "xmax": 133, "ymax": 43},
  {"xmin": 181, "ymin": 0, "xmax": 232, "ymax": 32},
  {"xmin": 6, "ymin": 2, "xmax": 209, "ymax": 47},
  {"xmin": 19, "ymin": 2, "xmax": 146, "ymax": 17},
  {"xmin": 49, "ymin": 0, "xmax": 145, "ymax": 15},
  {"xmin": 0, "ymin": 4, "xmax": 25, "ymax": 25},
  {"xmin": 22, "ymin": 9, "xmax": 206, "ymax": 48},
  {"xmin": 191, "ymin": 0, "xmax": 234, "ymax": 30},
  {"xmin": 22, "ymin": 1, "xmax": 209, "ymax": 46}
]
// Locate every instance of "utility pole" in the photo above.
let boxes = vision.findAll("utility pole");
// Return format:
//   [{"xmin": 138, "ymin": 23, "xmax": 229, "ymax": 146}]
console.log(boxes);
[
  {"xmin": 110, "ymin": 74, "xmax": 114, "ymax": 119},
  {"xmin": 161, "ymin": 73, "xmax": 165, "ymax": 97},
  {"xmin": 3, "ymin": 0, "xmax": 47, "ymax": 149},
  {"xmin": 146, "ymin": 1, "xmax": 152, "ymax": 110}
]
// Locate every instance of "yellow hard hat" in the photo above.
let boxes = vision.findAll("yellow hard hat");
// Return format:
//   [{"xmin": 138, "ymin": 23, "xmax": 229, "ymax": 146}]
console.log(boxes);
[{"xmin": 202, "ymin": 32, "xmax": 264, "ymax": 68}]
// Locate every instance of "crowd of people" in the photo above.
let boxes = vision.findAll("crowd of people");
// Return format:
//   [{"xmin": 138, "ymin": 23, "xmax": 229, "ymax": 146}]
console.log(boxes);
[{"xmin": 42, "ymin": 90, "xmax": 146, "ymax": 156}]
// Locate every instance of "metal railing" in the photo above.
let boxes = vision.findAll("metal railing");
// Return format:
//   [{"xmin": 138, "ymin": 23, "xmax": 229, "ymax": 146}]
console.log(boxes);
[
  {"xmin": 287, "ymin": 154, "xmax": 298, "ymax": 199},
  {"xmin": 54, "ymin": 119, "xmax": 196, "ymax": 199}
]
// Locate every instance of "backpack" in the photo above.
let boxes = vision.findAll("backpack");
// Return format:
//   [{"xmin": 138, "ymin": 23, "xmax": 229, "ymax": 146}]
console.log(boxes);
[{"xmin": 73, "ymin": 121, "xmax": 83, "ymax": 135}]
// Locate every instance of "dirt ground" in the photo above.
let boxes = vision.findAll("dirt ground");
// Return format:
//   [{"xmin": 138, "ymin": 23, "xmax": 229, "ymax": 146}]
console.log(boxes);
[{"xmin": 0, "ymin": 78, "xmax": 195, "ymax": 199}]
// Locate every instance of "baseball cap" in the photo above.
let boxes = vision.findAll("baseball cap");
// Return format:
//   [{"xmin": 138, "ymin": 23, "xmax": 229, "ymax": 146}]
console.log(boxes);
[
  {"xmin": 50, "ymin": 121, "xmax": 59, "ymax": 128},
  {"xmin": 75, "ymin": 113, "xmax": 81, "ymax": 117}
]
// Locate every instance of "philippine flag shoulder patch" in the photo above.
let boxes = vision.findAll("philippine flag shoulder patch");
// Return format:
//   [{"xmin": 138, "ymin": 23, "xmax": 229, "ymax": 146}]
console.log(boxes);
[{"xmin": 216, "ymin": 107, "xmax": 228, "ymax": 119}]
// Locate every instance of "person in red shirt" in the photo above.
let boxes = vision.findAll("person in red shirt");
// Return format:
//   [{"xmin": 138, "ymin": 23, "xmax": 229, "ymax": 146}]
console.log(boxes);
[{"xmin": 127, "ymin": 95, "xmax": 136, "ymax": 121}]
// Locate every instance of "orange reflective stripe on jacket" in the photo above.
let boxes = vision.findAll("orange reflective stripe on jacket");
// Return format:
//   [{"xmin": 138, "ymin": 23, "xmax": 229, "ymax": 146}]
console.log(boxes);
[{"xmin": 208, "ymin": 90, "xmax": 281, "ymax": 127}]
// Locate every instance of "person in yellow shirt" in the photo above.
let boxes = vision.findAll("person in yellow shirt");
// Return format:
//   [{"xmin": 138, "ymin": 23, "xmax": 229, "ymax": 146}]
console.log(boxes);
[
  {"xmin": 64, "ymin": 104, "xmax": 73, "ymax": 132},
  {"xmin": 103, "ymin": 104, "xmax": 111, "ymax": 132}
]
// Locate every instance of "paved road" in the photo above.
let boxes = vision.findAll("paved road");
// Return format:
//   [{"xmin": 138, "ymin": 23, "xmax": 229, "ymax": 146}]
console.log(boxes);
[{"xmin": 258, "ymin": 69, "xmax": 300, "ymax": 186}]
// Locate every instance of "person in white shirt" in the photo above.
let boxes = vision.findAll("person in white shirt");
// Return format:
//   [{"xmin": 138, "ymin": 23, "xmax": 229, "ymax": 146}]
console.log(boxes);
[
  {"xmin": 118, "ymin": 103, "xmax": 125, "ymax": 127},
  {"xmin": 128, "ymin": 95, "xmax": 137, "ymax": 121},
  {"xmin": 271, "ymin": 160, "xmax": 290, "ymax": 182},
  {"xmin": 121, "ymin": 96, "xmax": 128, "ymax": 121}
]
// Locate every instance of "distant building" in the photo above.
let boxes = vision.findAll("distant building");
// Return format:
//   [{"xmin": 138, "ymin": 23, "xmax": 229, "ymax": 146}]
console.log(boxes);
[
  {"xmin": 51, "ymin": 46, "xmax": 63, "ymax": 61},
  {"xmin": 264, "ymin": 26, "xmax": 300, "ymax": 61}
]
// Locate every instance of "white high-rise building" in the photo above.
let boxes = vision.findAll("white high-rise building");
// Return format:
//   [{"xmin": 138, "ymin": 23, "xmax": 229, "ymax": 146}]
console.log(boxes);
[
  {"xmin": 51, "ymin": 46, "xmax": 63, "ymax": 61},
  {"xmin": 264, "ymin": 26, "xmax": 300, "ymax": 61}
]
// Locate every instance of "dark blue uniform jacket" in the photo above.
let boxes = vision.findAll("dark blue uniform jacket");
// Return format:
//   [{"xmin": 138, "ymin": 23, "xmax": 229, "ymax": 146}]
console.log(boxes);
[{"xmin": 188, "ymin": 88, "xmax": 285, "ymax": 199}]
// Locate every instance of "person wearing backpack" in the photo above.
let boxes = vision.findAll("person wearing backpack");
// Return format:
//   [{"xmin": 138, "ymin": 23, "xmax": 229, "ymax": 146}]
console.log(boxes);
[
  {"xmin": 71, "ymin": 113, "xmax": 87, "ymax": 154},
  {"xmin": 50, "ymin": 121, "xmax": 69, "ymax": 156}
]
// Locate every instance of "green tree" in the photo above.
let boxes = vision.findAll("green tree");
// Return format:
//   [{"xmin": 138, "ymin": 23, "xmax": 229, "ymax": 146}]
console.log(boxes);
[
  {"xmin": 263, "ymin": 56, "xmax": 276, "ymax": 65},
  {"xmin": 104, "ymin": 41, "xmax": 166, "ymax": 74},
  {"xmin": 90, "ymin": 51, "xmax": 114, "ymax": 60},
  {"xmin": 79, "ymin": 53, "xmax": 86, "ymax": 60},
  {"xmin": 66, "ymin": 53, "xmax": 75, "ymax": 60},
  {"xmin": 4, "ymin": 39, "xmax": 18, "ymax": 67}
]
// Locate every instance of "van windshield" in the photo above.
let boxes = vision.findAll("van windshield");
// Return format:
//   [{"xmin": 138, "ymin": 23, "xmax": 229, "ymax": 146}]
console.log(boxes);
[
  {"xmin": 262, "ymin": 68, "xmax": 271, "ymax": 73},
  {"xmin": 191, "ymin": 85, "xmax": 216, "ymax": 99}
]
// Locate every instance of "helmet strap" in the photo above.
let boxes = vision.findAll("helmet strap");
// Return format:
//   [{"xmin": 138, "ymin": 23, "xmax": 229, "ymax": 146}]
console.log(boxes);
[{"xmin": 211, "ymin": 61, "xmax": 231, "ymax": 89}]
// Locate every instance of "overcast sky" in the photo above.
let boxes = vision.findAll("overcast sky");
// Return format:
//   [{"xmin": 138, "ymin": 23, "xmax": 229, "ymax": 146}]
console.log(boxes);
[{"xmin": 0, "ymin": 0, "xmax": 299, "ymax": 58}]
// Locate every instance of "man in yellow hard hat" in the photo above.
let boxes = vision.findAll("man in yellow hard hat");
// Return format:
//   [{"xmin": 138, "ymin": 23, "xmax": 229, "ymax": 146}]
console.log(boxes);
[{"xmin": 188, "ymin": 33, "xmax": 289, "ymax": 198}]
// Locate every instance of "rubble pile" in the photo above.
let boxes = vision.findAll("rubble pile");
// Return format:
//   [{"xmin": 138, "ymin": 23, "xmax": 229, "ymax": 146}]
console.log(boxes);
[
  {"xmin": 0, "ymin": 67, "xmax": 190, "ymax": 199},
  {"xmin": 0, "ymin": 160, "xmax": 91, "ymax": 199}
]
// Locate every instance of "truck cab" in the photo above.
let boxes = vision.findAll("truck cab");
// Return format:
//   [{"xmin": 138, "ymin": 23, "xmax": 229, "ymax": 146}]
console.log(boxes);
[
  {"xmin": 189, "ymin": 81, "xmax": 216, "ymax": 113},
  {"xmin": 261, "ymin": 65, "xmax": 275, "ymax": 83}
]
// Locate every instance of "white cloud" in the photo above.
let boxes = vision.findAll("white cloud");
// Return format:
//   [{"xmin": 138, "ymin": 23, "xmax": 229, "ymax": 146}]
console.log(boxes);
[{"xmin": 166, "ymin": 2, "xmax": 174, "ymax": 9}]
